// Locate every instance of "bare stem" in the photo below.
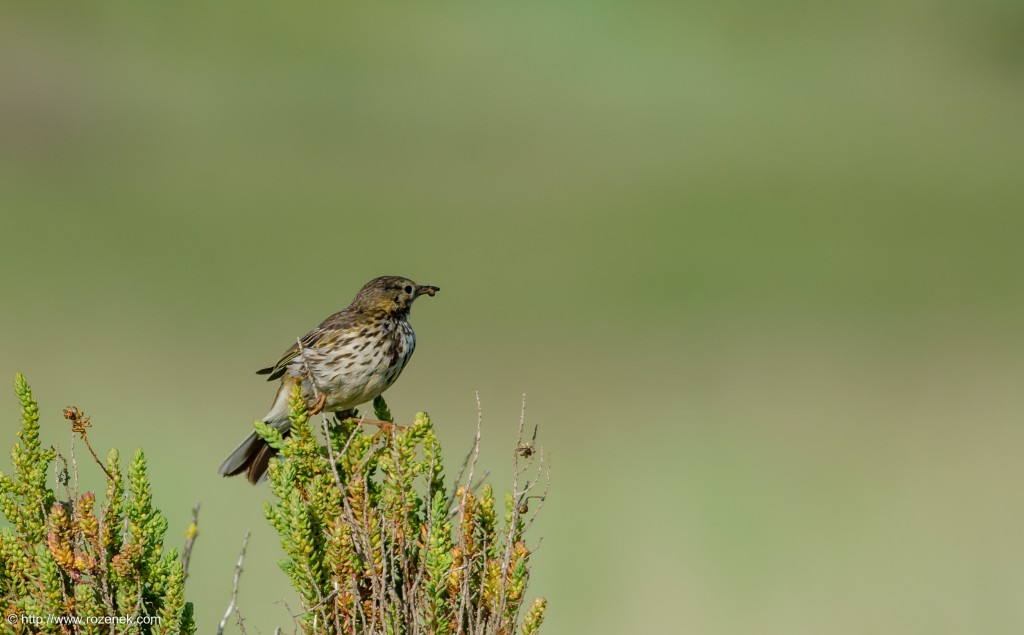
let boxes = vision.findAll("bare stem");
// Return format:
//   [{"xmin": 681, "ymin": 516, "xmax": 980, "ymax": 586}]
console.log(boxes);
[
  {"xmin": 218, "ymin": 530, "xmax": 252, "ymax": 635},
  {"xmin": 182, "ymin": 501, "xmax": 201, "ymax": 580}
]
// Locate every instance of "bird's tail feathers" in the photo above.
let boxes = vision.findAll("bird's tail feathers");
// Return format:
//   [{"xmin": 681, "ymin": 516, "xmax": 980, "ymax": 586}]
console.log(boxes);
[{"xmin": 218, "ymin": 414, "xmax": 291, "ymax": 485}]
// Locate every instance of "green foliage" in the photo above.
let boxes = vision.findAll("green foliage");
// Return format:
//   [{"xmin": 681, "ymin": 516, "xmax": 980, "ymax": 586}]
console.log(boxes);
[
  {"xmin": 257, "ymin": 382, "xmax": 548, "ymax": 635},
  {"xmin": 0, "ymin": 374, "xmax": 195, "ymax": 635}
]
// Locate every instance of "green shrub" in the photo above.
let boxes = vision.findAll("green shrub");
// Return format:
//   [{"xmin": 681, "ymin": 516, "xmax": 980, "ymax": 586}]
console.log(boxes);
[
  {"xmin": 256, "ymin": 383, "xmax": 548, "ymax": 635},
  {"xmin": 0, "ymin": 374, "xmax": 195, "ymax": 634},
  {"xmin": 0, "ymin": 373, "xmax": 547, "ymax": 635}
]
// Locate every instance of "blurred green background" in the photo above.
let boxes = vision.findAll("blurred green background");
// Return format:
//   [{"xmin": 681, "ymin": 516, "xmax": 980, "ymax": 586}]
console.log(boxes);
[{"xmin": 3, "ymin": 0, "xmax": 1024, "ymax": 632}]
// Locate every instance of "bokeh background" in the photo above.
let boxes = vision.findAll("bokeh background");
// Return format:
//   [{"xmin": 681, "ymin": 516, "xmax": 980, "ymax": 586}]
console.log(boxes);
[{"xmin": 3, "ymin": 1, "xmax": 1024, "ymax": 632}]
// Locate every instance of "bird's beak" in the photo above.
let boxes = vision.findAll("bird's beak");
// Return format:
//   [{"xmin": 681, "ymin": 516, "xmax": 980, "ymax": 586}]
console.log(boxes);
[{"xmin": 416, "ymin": 285, "xmax": 439, "ymax": 297}]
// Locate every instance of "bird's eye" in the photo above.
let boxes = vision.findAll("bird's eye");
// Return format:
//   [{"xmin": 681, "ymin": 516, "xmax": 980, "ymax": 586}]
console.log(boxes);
[{"xmin": 404, "ymin": 285, "xmax": 413, "ymax": 294}]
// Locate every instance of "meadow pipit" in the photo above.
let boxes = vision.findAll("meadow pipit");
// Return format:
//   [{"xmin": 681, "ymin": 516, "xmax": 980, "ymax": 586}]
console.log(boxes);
[{"xmin": 218, "ymin": 275, "xmax": 439, "ymax": 484}]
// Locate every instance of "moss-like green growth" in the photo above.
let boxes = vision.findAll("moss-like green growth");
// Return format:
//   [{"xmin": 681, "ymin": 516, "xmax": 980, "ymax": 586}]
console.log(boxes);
[
  {"xmin": 257, "ymin": 382, "xmax": 548, "ymax": 635},
  {"xmin": 0, "ymin": 373, "xmax": 195, "ymax": 635}
]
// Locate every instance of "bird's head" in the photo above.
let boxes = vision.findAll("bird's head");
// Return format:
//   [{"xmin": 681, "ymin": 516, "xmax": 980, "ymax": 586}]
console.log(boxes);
[{"xmin": 351, "ymin": 275, "xmax": 439, "ymax": 316}]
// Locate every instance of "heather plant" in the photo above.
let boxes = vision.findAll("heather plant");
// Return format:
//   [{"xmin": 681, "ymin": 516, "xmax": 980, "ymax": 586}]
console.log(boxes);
[
  {"xmin": 255, "ymin": 383, "xmax": 548, "ymax": 635},
  {"xmin": 0, "ymin": 373, "xmax": 195, "ymax": 634},
  {"xmin": 0, "ymin": 373, "xmax": 548, "ymax": 635}
]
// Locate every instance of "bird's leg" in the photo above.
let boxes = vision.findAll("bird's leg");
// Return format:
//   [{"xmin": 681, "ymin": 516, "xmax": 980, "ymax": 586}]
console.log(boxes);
[
  {"xmin": 369, "ymin": 421, "xmax": 403, "ymax": 443},
  {"xmin": 307, "ymin": 392, "xmax": 326, "ymax": 416},
  {"xmin": 366, "ymin": 419, "xmax": 408, "ymax": 433},
  {"xmin": 344, "ymin": 416, "xmax": 407, "ymax": 438}
]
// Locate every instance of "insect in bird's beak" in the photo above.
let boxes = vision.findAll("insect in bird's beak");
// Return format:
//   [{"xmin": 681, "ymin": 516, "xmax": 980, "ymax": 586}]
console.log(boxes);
[{"xmin": 417, "ymin": 285, "xmax": 439, "ymax": 297}]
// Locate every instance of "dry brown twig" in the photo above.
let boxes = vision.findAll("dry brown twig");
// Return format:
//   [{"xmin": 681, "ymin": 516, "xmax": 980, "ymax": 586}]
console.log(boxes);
[
  {"xmin": 182, "ymin": 501, "xmax": 201, "ymax": 580},
  {"xmin": 219, "ymin": 530, "xmax": 252, "ymax": 635},
  {"xmin": 63, "ymin": 405, "xmax": 113, "ymax": 481}
]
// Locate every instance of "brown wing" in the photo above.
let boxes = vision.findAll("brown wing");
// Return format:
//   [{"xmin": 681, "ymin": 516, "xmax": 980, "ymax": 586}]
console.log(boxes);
[{"xmin": 255, "ymin": 309, "xmax": 360, "ymax": 381}]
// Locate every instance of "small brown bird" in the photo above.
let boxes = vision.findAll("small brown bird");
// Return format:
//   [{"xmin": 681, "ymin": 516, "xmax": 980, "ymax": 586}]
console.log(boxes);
[{"xmin": 219, "ymin": 275, "xmax": 439, "ymax": 484}]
